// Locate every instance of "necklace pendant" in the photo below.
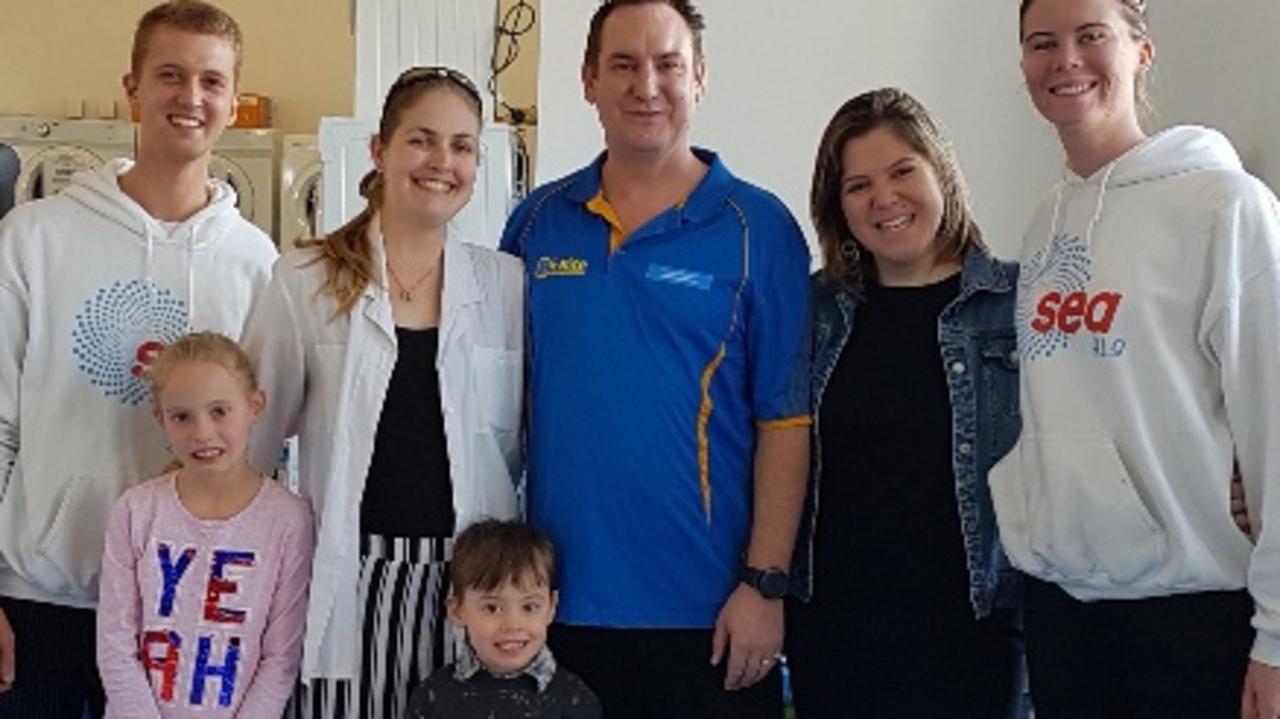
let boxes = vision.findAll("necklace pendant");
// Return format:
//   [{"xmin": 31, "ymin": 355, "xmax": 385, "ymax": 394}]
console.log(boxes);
[{"xmin": 399, "ymin": 289, "xmax": 412, "ymax": 302}]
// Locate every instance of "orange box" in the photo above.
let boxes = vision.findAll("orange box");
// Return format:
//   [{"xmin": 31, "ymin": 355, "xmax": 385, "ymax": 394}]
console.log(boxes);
[
  {"xmin": 232, "ymin": 93, "xmax": 272, "ymax": 128},
  {"xmin": 127, "ymin": 93, "xmax": 272, "ymax": 127}
]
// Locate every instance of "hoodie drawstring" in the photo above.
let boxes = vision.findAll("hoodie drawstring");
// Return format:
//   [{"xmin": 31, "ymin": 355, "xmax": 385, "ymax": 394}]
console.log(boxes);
[
  {"xmin": 1046, "ymin": 159, "xmax": 1119, "ymax": 251},
  {"xmin": 1084, "ymin": 161, "xmax": 1118, "ymax": 250}
]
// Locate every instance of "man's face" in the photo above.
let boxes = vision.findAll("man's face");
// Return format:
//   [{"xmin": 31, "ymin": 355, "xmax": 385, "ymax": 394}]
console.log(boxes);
[
  {"xmin": 124, "ymin": 27, "xmax": 238, "ymax": 167},
  {"xmin": 582, "ymin": 3, "xmax": 705, "ymax": 162}
]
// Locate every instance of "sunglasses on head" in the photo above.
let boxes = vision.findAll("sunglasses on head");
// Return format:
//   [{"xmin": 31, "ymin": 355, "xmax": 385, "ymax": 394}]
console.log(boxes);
[{"xmin": 387, "ymin": 65, "xmax": 483, "ymax": 109}]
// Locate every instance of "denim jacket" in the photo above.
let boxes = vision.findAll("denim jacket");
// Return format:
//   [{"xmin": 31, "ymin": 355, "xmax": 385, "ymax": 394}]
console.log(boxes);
[{"xmin": 789, "ymin": 246, "xmax": 1021, "ymax": 618}]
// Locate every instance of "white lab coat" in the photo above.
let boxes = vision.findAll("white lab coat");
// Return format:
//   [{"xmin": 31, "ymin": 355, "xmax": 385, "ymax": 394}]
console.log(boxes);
[{"xmin": 243, "ymin": 216, "xmax": 523, "ymax": 681}]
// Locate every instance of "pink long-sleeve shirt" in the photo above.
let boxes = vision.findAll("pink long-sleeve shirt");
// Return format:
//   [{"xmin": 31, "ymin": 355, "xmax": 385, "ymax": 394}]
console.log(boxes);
[{"xmin": 97, "ymin": 473, "xmax": 314, "ymax": 718}]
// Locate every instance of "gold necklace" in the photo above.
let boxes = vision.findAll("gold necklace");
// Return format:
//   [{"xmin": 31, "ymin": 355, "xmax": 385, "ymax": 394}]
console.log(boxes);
[{"xmin": 386, "ymin": 260, "xmax": 440, "ymax": 302}]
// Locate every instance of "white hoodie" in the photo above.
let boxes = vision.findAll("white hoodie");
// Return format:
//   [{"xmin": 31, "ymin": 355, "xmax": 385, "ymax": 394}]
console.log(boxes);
[
  {"xmin": 990, "ymin": 126, "xmax": 1280, "ymax": 662},
  {"xmin": 0, "ymin": 158, "xmax": 278, "ymax": 608}
]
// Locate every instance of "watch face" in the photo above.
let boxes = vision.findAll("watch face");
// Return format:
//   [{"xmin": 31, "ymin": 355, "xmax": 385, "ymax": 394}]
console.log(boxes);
[{"xmin": 759, "ymin": 570, "xmax": 788, "ymax": 599}]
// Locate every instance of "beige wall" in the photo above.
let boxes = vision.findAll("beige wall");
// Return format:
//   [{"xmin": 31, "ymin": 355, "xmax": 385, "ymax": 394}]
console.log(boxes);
[
  {"xmin": 0, "ymin": 0, "xmax": 354, "ymax": 134},
  {"xmin": 1, "ymin": 1, "xmax": 539, "ymax": 139}
]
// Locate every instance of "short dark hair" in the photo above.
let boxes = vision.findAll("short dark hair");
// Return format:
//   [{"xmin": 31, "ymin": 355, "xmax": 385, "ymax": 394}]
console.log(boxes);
[
  {"xmin": 132, "ymin": 0, "xmax": 243, "ymax": 78},
  {"xmin": 450, "ymin": 520, "xmax": 556, "ymax": 594},
  {"xmin": 583, "ymin": 0, "xmax": 706, "ymax": 71}
]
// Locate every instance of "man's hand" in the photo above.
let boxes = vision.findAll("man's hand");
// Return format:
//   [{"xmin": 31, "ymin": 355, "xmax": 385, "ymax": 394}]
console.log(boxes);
[
  {"xmin": 1243, "ymin": 660, "xmax": 1280, "ymax": 718},
  {"xmin": 710, "ymin": 584, "xmax": 783, "ymax": 691},
  {"xmin": 0, "ymin": 605, "xmax": 14, "ymax": 693}
]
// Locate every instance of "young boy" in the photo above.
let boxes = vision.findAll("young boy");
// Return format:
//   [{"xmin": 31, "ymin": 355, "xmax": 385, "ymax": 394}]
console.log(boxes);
[
  {"xmin": 0, "ymin": 2, "xmax": 276, "ymax": 716},
  {"xmin": 406, "ymin": 520, "xmax": 600, "ymax": 719}
]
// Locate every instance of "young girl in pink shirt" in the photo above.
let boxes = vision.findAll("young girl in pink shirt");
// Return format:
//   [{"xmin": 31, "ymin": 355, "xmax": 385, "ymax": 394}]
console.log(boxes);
[{"xmin": 96, "ymin": 332, "xmax": 314, "ymax": 718}]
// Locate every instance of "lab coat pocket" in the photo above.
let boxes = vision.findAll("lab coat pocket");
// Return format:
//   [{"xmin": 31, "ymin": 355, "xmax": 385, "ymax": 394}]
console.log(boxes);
[{"xmin": 472, "ymin": 346, "xmax": 522, "ymax": 432}]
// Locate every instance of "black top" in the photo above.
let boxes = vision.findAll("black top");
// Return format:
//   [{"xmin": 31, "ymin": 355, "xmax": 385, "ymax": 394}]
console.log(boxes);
[
  {"xmin": 406, "ymin": 665, "xmax": 602, "ymax": 719},
  {"xmin": 360, "ymin": 327, "xmax": 456, "ymax": 537},
  {"xmin": 813, "ymin": 274, "xmax": 972, "ymax": 623}
]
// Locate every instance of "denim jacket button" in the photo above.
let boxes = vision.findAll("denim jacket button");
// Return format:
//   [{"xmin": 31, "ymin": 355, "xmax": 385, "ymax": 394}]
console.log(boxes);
[
  {"xmin": 950, "ymin": 361, "xmax": 966, "ymax": 375},
  {"xmin": 957, "ymin": 442, "xmax": 973, "ymax": 455}
]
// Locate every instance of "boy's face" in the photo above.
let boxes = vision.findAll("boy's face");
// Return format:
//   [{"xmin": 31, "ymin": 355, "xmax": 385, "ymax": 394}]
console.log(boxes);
[
  {"xmin": 448, "ymin": 575, "xmax": 557, "ymax": 676},
  {"xmin": 124, "ymin": 26, "xmax": 238, "ymax": 167}
]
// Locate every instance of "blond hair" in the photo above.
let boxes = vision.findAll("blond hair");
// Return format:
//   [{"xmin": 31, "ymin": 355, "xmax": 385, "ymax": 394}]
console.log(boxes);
[
  {"xmin": 132, "ymin": 0, "xmax": 243, "ymax": 78},
  {"xmin": 149, "ymin": 331, "xmax": 258, "ymax": 399}
]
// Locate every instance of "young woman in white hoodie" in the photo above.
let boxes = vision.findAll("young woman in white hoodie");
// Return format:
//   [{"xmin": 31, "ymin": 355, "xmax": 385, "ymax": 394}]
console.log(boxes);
[
  {"xmin": 990, "ymin": 0, "xmax": 1280, "ymax": 716},
  {"xmin": 243, "ymin": 66, "xmax": 523, "ymax": 719},
  {"xmin": 0, "ymin": 4, "xmax": 277, "ymax": 717}
]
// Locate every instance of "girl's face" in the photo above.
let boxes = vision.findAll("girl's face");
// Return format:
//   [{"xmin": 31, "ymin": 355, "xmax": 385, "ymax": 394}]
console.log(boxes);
[
  {"xmin": 1020, "ymin": 0, "xmax": 1152, "ymax": 137},
  {"xmin": 839, "ymin": 125, "xmax": 947, "ymax": 286},
  {"xmin": 155, "ymin": 362, "xmax": 263, "ymax": 478},
  {"xmin": 372, "ymin": 87, "xmax": 480, "ymax": 227}
]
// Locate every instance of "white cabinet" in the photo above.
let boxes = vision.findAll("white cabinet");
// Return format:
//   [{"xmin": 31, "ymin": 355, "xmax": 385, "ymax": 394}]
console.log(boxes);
[{"xmin": 353, "ymin": 0, "xmax": 500, "ymax": 120}]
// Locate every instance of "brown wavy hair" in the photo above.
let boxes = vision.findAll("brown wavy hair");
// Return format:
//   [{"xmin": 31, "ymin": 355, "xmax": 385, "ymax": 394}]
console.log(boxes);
[
  {"xmin": 810, "ymin": 87, "xmax": 984, "ymax": 290},
  {"xmin": 303, "ymin": 68, "xmax": 482, "ymax": 317}
]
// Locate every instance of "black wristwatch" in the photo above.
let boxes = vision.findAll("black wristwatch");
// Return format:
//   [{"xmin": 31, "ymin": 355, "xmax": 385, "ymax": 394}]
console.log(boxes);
[{"xmin": 739, "ymin": 565, "xmax": 789, "ymax": 600}]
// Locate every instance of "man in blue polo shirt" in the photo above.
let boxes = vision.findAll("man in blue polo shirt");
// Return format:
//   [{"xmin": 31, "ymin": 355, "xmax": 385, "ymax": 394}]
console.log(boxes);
[{"xmin": 499, "ymin": 1, "xmax": 810, "ymax": 716}]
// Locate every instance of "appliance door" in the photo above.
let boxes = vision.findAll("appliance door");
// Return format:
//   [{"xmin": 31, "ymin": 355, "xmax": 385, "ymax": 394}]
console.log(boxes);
[
  {"xmin": 16, "ymin": 144, "xmax": 105, "ymax": 202},
  {"xmin": 0, "ymin": 144, "xmax": 16, "ymax": 220}
]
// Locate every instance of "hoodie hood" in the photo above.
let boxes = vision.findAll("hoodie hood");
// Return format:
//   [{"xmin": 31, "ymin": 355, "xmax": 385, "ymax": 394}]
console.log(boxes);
[
  {"xmin": 1047, "ymin": 126, "xmax": 1243, "ymax": 250},
  {"xmin": 60, "ymin": 157, "xmax": 241, "ymax": 250},
  {"xmin": 58, "ymin": 158, "xmax": 246, "ymax": 323},
  {"xmin": 1068, "ymin": 125, "xmax": 1242, "ymax": 188}
]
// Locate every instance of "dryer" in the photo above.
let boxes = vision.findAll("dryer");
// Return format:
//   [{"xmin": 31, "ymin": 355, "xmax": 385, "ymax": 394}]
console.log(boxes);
[
  {"xmin": 0, "ymin": 144, "xmax": 17, "ymax": 220},
  {"xmin": 0, "ymin": 117, "xmax": 134, "ymax": 203},
  {"xmin": 279, "ymin": 134, "xmax": 322, "ymax": 251},
  {"xmin": 210, "ymin": 128, "xmax": 276, "ymax": 239}
]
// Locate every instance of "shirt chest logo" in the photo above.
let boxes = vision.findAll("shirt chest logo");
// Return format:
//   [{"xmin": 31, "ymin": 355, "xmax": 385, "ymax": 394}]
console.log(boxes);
[
  {"xmin": 534, "ymin": 256, "xmax": 589, "ymax": 280},
  {"xmin": 1018, "ymin": 233, "xmax": 1126, "ymax": 361}
]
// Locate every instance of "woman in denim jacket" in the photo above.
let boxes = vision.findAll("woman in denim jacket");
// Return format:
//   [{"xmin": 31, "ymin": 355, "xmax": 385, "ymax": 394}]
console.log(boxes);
[{"xmin": 784, "ymin": 88, "xmax": 1024, "ymax": 718}]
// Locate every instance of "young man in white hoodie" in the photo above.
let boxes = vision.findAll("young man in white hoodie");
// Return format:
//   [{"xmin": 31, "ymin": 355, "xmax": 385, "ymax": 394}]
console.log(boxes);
[{"xmin": 0, "ymin": 2, "xmax": 277, "ymax": 716}]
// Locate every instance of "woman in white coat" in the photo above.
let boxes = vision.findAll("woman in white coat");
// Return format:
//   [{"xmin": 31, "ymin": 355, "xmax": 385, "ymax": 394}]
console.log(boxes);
[{"xmin": 243, "ymin": 66, "xmax": 523, "ymax": 719}]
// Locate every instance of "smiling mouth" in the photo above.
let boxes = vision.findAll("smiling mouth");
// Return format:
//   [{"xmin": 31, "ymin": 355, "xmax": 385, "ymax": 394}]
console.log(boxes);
[
  {"xmin": 412, "ymin": 178, "xmax": 455, "ymax": 193},
  {"xmin": 875, "ymin": 214, "xmax": 914, "ymax": 232},
  {"xmin": 1049, "ymin": 81, "xmax": 1099, "ymax": 97},
  {"xmin": 168, "ymin": 114, "xmax": 206, "ymax": 129},
  {"xmin": 494, "ymin": 639, "xmax": 529, "ymax": 653},
  {"xmin": 190, "ymin": 447, "xmax": 226, "ymax": 460}
]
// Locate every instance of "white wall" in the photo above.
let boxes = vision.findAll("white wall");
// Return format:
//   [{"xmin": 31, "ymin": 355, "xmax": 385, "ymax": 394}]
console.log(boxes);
[
  {"xmin": 1151, "ymin": 1, "xmax": 1280, "ymax": 191},
  {"xmin": 537, "ymin": 1, "xmax": 1279, "ymax": 264},
  {"xmin": 538, "ymin": 0, "xmax": 1059, "ymax": 261}
]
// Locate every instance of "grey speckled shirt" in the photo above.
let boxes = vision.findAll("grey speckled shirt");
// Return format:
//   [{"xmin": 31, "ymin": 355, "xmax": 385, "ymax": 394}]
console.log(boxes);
[{"xmin": 406, "ymin": 647, "xmax": 601, "ymax": 719}]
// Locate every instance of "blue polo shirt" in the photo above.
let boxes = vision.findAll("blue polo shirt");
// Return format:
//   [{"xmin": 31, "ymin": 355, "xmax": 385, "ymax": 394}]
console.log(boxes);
[{"xmin": 500, "ymin": 149, "xmax": 810, "ymax": 628}]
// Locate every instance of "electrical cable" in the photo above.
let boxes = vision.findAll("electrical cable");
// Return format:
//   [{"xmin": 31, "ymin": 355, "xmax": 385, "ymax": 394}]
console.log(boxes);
[{"xmin": 489, "ymin": 0, "xmax": 537, "ymax": 125}]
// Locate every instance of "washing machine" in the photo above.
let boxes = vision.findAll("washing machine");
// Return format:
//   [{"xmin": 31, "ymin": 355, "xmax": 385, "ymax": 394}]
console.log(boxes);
[
  {"xmin": 0, "ymin": 117, "xmax": 135, "ymax": 204},
  {"xmin": 209, "ymin": 128, "xmax": 276, "ymax": 239},
  {"xmin": 0, "ymin": 144, "xmax": 17, "ymax": 220},
  {"xmin": 279, "ymin": 134, "xmax": 322, "ymax": 251}
]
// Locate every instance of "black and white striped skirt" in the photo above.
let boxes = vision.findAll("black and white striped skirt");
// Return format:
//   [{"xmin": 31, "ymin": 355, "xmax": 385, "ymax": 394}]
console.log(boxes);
[{"xmin": 287, "ymin": 534, "xmax": 458, "ymax": 719}]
